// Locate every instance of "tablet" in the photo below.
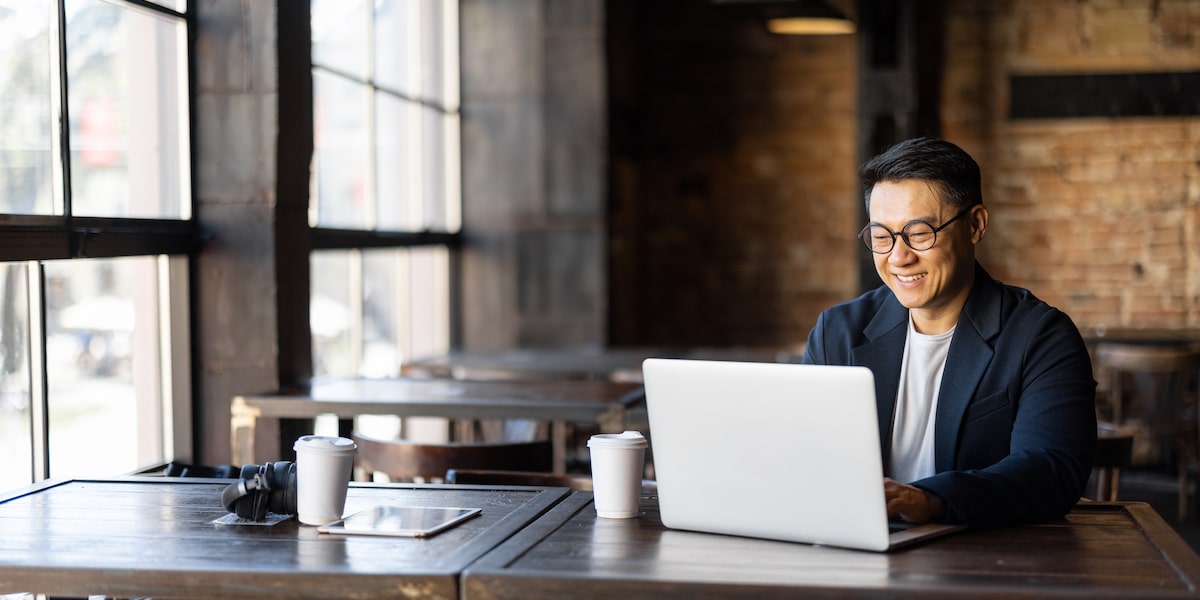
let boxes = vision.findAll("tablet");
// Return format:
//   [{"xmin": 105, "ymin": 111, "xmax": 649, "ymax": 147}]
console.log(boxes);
[{"xmin": 317, "ymin": 505, "xmax": 482, "ymax": 538}]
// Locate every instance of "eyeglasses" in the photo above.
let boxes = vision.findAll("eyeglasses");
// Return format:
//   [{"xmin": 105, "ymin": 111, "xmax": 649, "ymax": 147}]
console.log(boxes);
[{"xmin": 858, "ymin": 206, "xmax": 972, "ymax": 254}]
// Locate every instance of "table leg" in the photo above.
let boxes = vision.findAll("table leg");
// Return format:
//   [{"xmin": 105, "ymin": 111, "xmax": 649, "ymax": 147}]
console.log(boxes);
[{"xmin": 551, "ymin": 421, "xmax": 567, "ymax": 474}]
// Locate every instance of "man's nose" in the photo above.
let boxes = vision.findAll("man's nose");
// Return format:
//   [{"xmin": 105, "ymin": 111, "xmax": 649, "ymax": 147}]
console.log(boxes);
[{"xmin": 888, "ymin": 238, "xmax": 917, "ymax": 264}]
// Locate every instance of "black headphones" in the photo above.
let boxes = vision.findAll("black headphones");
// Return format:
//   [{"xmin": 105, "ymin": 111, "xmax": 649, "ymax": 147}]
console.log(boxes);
[{"xmin": 221, "ymin": 461, "xmax": 298, "ymax": 521}]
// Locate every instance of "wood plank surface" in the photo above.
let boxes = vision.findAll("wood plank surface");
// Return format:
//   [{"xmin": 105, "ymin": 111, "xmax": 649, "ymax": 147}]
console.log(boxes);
[
  {"xmin": 0, "ymin": 477, "xmax": 566, "ymax": 599},
  {"xmin": 463, "ymin": 493, "xmax": 1200, "ymax": 598},
  {"xmin": 233, "ymin": 377, "xmax": 640, "ymax": 421}
]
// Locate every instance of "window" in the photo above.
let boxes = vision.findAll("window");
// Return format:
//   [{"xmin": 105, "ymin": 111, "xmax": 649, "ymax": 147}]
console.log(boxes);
[
  {"xmin": 310, "ymin": 0, "xmax": 460, "ymax": 380},
  {"xmin": 0, "ymin": 0, "xmax": 193, "ymax": 492}
]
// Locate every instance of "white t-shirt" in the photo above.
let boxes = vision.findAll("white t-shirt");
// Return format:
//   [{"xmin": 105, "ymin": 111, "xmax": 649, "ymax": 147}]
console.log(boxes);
[{"xmin": 887, "ymin": 315, "xmax": 955, "ymax": 484}]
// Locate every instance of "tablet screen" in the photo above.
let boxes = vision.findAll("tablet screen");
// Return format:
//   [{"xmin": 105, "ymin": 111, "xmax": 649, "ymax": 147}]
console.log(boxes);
[{"xmin": 317, "ymin": 505, "xmax": 482, "ymax": 538}]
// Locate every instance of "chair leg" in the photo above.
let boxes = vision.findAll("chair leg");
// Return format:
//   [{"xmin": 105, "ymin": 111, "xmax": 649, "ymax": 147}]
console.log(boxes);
[
  {"xmin": 1178, "ymin": 458, "xmax": 1188, "ymax": 523},
  {"xmin": 1108, "ymin": 468, "xmax": 1121, "ymax": 502}
]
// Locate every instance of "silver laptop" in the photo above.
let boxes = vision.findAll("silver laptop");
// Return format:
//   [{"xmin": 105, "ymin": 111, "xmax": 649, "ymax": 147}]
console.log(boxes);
[{"xmin": 642, "ymin": 358, "xmax": 963, "ymax": 552}]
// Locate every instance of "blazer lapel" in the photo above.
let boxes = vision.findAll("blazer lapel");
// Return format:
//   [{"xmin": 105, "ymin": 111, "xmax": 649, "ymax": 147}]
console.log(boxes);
[
  {"xmin": 852, "ymin": 296, "xmax": 909, "ymax": 456},
  {"xmin": 933, "ymin": 264, "xmax": 1001, "ymax": 471}
]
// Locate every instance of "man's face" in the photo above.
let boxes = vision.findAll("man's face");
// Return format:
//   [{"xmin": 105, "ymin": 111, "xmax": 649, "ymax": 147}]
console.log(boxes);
[{"xmin": 867, "ymin": 179, "xmax": 985, "ymax": 330}]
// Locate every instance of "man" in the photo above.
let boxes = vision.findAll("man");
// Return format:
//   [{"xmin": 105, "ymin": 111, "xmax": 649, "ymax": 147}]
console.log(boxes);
[{"xmin": 802, "ymin": 137, "xmax": 1096, "ymax": 528}]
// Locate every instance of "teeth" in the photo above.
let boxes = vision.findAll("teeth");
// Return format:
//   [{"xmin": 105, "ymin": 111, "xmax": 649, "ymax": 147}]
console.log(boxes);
[{"xmin": 898, "ymin": 273, "xmax": 926, "ymax": 282}]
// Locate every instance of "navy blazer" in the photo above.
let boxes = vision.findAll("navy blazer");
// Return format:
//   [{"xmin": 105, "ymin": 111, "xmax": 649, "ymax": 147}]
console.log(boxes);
[{"xmin": 803, "ymin": 263, "xmax": 1096, "ymax": 527}]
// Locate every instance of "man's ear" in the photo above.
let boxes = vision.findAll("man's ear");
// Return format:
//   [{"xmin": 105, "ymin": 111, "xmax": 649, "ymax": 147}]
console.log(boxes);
[{"xmin": 970, "ymin": 205, "xmax": 988, "ymax": 244}]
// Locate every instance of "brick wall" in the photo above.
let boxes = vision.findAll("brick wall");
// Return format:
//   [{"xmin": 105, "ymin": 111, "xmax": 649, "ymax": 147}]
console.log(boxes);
[
  {"xmin": 942, "ymin": 0, "xmax": 1200, "ymax": 332},
  {"xmin": 608, "ymin": 0, "xmax": 859, "ymax": 347},
  {"xmin": 609, "ymin": 0, "xmax": 1199, "ymax": 348}
]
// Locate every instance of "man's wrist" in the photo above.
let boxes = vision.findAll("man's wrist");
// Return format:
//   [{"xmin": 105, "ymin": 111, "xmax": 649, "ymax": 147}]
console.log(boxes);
[{"xmin": 923, "ymin": 489, "xmax": 946, "ymax": 519}]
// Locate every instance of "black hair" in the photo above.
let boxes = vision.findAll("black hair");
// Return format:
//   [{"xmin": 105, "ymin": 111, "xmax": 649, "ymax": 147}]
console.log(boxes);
[{"xmin": 859, "ymin": 137, "xmax": 983, "ymax": 211}]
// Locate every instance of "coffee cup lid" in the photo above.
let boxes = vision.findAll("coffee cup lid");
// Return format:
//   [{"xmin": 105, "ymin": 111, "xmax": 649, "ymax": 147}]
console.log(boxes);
[
  {"xmin": 587, "ymin": 430, "xmax": 647, "ymax": 449},
  {"xmin": 293, "ymin": 435, "xmax": 358, "ymax": 455}
]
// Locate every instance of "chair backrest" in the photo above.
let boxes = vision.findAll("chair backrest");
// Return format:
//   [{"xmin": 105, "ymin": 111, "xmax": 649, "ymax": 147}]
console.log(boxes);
[
  {"xmin": 352, "ymin": 431, "xmax": 553, "ymax": 482},
  {"xmin": 445, "ymin": 468, "xmax": 659, "ymax": 494},
  {"xmin": 1095, "ymin": 343, "xmax": 1200, "ymax": 430},
  {"xmin": 1092, "ymin": 422, "xmax": 1136, "ymax": 501},
  {"xmin": 445, "ymin": 469, "xmax": 595, "ymax": 490}
]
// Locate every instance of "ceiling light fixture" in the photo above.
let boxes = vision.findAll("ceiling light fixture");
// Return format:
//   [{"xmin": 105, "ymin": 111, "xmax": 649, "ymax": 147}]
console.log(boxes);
[{"xmin": 714, "ymin": 0, "xmax": 856, "ymax": 36}]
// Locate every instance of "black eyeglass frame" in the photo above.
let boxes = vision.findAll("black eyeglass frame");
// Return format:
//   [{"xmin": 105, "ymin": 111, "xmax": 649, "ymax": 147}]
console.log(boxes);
[{"xmin": 858, "ymin": 206, "xmax": 974, "ymax": 254}]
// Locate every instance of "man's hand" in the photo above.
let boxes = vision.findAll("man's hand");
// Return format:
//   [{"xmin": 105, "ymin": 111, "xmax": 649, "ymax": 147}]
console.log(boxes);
[{"xmin": 884, "ymin": 477, "xmax": 946, "ymax": 523}]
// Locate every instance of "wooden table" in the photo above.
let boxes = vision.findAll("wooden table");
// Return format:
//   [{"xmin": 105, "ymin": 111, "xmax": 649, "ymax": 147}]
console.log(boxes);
[
  {"xmin": 0, "ymin": 477, "xmax": 567, "ymax": 599},
  {"xmin": 6, "ymin": 479, "xmax": 1200, "ymax": 599},
  {"xmin": 231, "ymin": 377, "xmax": 644, "ymax": 472},
  {"xmin": 463, "ymin": 493, "xmax": 1200, "ymax": 598},
  {"xmin": 401, "ymin": 347, "xmax": 668, "ymax": 381},
  {"xmin": 401, "ymin": 346, "xmax": 802, "ymax": 383}
]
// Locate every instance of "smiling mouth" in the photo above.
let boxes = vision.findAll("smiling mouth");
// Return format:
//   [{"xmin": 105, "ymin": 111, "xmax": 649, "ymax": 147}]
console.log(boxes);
[{"xmin": 897, "ymin": 273, "xmax": 927, "ymax": 283}]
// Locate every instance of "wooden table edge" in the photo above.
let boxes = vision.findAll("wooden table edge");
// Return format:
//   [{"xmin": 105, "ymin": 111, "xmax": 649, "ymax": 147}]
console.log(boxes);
[{"xmin": 1096, "ymin": 501, "xmax": 1200, "ymax": 592}]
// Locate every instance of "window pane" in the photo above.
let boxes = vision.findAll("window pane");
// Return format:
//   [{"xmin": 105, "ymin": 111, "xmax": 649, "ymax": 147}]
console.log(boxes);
[
  {"xmin": 0, "ymin": 2, "xmax": 57, "ymax": 215},
  {"xmin": 312, "ymin": 250, "xmax": 356, "ymax": 377},
  {"xmin": 45, "ymin": 256, "xmax": 165, "ymax": 478},
  {"xmin": 315, "ymin": 0, "xmax": 458, "ymax": 233},
  {"xmin": 375, "ymin": 96, "xmax": 460, "ymax": 232},
  {"xmin": 361, "ymin": 250, "xmax": 401, "ymax": 377},
  {"xmin": 374, "ymin": 0, "xmax": 420, "ymax": 99},
  {"xmin": 439, "ymin": 0, "xmax": 460, "ymax": 112},
  {"xmin": 375, "ymin": 92, "xmax": 421, "ymax": 230},
  {"xmin": 66, "ymin": 0, "xmax": 190, "ymax": 219},
  {"xmin": 404, "ymin": 246, "xmax": 450, "ymax": 360},
  {"xmin": 312, "ymin": 0, "xmax": 369, "ymax": 79},
  {"xmin": 442, "ymin": 111, "xmax": 462, "ymax": 232},
  {"xmin": 419, "ymin": 0, "xmax": 453, "ymax": 108},
  {"xmin": 313, "ymin": 248, "xmax": 449, "ymax": 378},
  {"xmin": 143, "ymin": 0, "xmax": 187, "ymax": 12},
  {"xmin": 0, "ymin": 264, "xmax": 32, "ymax": 492},
  {"xmin": 375, "ymin": 0, "xmax": 457, "ymax": 109},
  {"xmin": 420, "ymin": 105, "xmax": 451, "ymax": 231},
  {"xmin": 312, "ymin": 70, "xmax": 369, "ymax": 229}
]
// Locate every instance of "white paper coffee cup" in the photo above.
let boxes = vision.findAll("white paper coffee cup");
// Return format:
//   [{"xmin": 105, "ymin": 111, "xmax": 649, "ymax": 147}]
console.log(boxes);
[
  {"xmin": 293, "ymin": 435, "xmax": 358, "ymax": 525},
  {"xmin": 588, "ymin": 431, "xmax": 648, "ymax": 519}
]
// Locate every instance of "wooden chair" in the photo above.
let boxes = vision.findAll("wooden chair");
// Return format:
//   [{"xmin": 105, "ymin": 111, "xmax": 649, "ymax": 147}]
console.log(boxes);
[
  {"xmin": 444, "ymin": 468, "xmax": 658, "ymax": 494},
  {"xmin": 1095, "ymin": 343, "xmax": 1200, "ymax": 520},
  {"xmin": 445, "ymin": 469, "xmax": 595, "ymax": 490},
  {"xmin": 351, "ymin": 431, "xmax": 553, "ymax": 483},
  {"xmin": 1093, "ymin": 422, "xmax": 1136, "ymax": 501}
]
